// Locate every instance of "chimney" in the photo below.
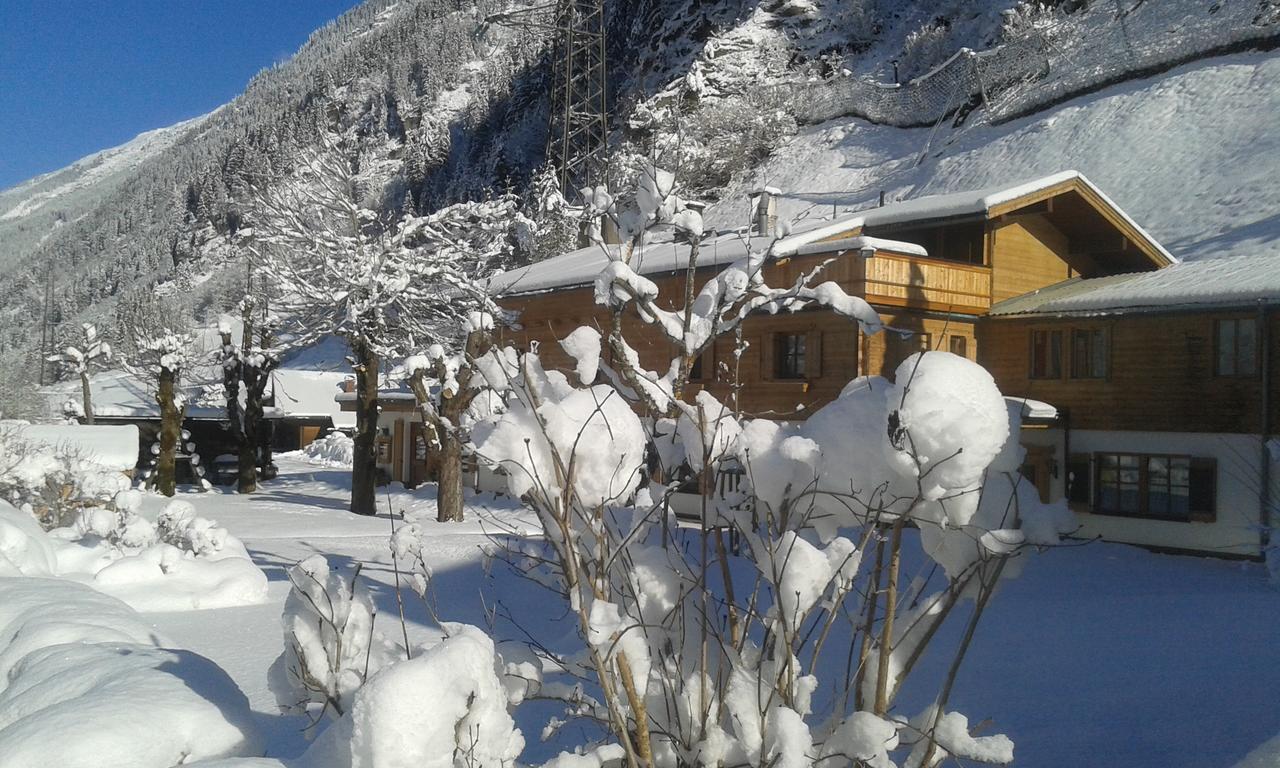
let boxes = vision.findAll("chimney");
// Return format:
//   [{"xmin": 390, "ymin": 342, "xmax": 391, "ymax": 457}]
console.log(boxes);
[
  {"xmin": 751, "ymin": 186, "xmax": 780, "ymax": 236},
  {"xmin": 879, "ymin": 190, "xmax": 887, "ymax": 207}
]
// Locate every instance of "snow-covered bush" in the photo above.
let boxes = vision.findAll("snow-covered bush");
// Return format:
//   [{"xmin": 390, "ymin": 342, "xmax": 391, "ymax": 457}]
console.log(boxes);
[
  {"xmin": 467, "ymin": 163, "xmax": 1076, "ymax": 767},
  {"xmin": 0, "ymin": 577, "xmax": 261, "ymax": 767},
  {"xmin": 899, "ymin": 18, "xmax": 955, "ymax": 81},
  {"xmin": 41, "ymin": 494, "xmax": 268, "ymax": 612},
  {"xmin": 0, "ymin": 426, "xmax": 130, "ymax": 530},
  {"xmin": 314, "ymin": 624, "xmax": 525, "ymax": 768},
  {"xmin": 268, "ymin": 555, "xmax": 400, "ymax": 721},
  {"xmin": 298, "ymin": 431, "xmax": 356, "ymax": 468}
]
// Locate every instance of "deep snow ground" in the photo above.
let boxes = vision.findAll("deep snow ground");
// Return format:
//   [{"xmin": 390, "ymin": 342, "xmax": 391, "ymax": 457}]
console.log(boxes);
[{"xmin": 144, "ymin": 458, "xmax": 1278, "ymax": 767}]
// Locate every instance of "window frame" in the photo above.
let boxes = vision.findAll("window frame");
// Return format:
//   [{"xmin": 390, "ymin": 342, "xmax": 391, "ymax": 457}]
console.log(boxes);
[
  {"xmin": 1090, "ymin": 451, "xmax": 1215, "ymax": 522},
  {"xmin": 949, "ymin": 334, "xmax": 968, "ymax": 358},
  {"xmin": 1029, "ymin": 329, "xmax": 1063, "ymax": 379},
  {"xmin": 1214, "ymin": 317, "xmax": 1259, "ymax": 378}
]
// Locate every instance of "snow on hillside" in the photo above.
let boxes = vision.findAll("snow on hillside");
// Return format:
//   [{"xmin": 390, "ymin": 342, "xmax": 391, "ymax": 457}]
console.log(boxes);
[
  {"xmin": 708, "ymin": 51, "xmax": 1280, "ymax": 264},
  {"xmin": 0, "ymin": 112, "xmax": 211, "ymax": 265}
]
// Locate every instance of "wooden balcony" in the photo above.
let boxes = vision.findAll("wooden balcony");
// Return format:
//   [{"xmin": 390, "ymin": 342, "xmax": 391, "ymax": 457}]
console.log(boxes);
[{"xmin": 850, "ymin": 252, "xmax": 991, "ymax": 314}]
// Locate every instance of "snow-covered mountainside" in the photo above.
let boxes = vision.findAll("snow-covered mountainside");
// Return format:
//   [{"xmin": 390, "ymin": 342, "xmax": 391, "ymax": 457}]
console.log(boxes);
[
  {"xmin": 0, "ymin": 0, "xmax": 1275, "ymax": 413},
  {"xmin": 707, "ymin": 51, "xmax": 1280, "ymax": 264},
  {"xmin": 0, "ymin": 114, "xmax": 210, "ymax": 268}
]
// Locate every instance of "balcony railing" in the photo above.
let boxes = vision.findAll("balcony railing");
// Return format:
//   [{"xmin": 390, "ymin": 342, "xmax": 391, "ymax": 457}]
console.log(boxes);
[{"xmin": 851, "ymin": 252, "xmax": 991, "ymax": 313}]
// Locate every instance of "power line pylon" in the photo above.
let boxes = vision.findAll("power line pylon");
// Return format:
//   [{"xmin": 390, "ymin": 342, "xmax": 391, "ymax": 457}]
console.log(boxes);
[
  {"xmin": 486, "ymin": 0, "xmax": 609, "ymax": 201},
  {"xmin": 546, "ymin": 0, "xmax": 609, "ymax": 199}
]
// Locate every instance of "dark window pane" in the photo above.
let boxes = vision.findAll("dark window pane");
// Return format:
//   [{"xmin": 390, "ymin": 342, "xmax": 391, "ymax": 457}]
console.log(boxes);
[
  {"xmin": 1092, "ymin": 329, "xmax": 1108, "ymax": 377},
  {"xmin": 1217, "ymin": 320, "xmax": 1236, "ymax": 376},
  {"xmin": 1238, "ymin": 318, "xmax": 1257, "ymax": 375}
]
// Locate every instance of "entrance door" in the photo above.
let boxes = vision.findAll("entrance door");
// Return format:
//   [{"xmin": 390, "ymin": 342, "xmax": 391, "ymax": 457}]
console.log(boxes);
[{"xmin": 1020, "ymin": 445, "xmax": 1055, "ymax": 503}]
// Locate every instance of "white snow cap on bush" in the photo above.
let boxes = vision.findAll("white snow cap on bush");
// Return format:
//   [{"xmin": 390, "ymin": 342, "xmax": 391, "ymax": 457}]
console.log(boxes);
[
  {"xmin": 0, "ymin": 503, "xmax": 55, "ymax": 577},
  {"xmin": 676, "ymin": 390, "xmax": 741, "ymax": 473},
  {"xmin": 299, "ymin": 432, "xmax": 356, "ymax": 468},
  {"xmin": 341, "ymin": 624, "xmax": 524, "ymax": 768},
  {"xmin": 269, "ymin": 555, "xmax": 397, "ymax": 720},
  {"xmin": 886, "ymin": 352, "xmax": 1009, "ymax": 516},
  {"xmin": 475, "ymin": 382, "xmax": 646, "ymax": 509},
  {"xmin": 560, "ymin": 326, "xmax": 602, "ymax": 385}
]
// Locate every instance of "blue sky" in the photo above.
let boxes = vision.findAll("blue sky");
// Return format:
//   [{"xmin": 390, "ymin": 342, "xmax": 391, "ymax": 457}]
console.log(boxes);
[{"xmin": 0, "ymin": 0, "xmax": 363, "ymax": 190}]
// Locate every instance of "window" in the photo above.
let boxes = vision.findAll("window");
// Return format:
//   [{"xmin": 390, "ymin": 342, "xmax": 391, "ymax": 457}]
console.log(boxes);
[
  {"xmin": 1070, "ymin": 328, "xmax": 1108, "ymax": 379},
  {"xmin": 949, "ymin": 335, "xmax": 968, "ymax": 358},
  {"xmin": 1030, "ymin": 330, "xmax": 1062, "ymax": 379},
  {"xmin": 1215, "ymin": 318, "xmax": 1258, "ymax": 376},
  {"xmin": 1092, "ymin": 452, "xmax": 1215, "ymax": 521},
  {"xmin": 775, "ymin": 333, "xmax": 806, "ymax": 379},
  {"xmin": 689, "ymin": 353, "xmax": 705, "ymax": 381}
]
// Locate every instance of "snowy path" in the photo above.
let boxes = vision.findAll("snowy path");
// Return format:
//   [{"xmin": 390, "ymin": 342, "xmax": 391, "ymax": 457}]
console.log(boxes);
[{"xmin": 135, "ymin": 459, "xmax": 1279, "ymax": 766}]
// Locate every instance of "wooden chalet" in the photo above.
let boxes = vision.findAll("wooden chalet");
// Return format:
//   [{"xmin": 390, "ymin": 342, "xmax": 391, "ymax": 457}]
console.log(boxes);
[
  {"xmin": 490, "ymin": 170, "xmax": 1172, "ymax": 417},
  {"xmin": 490, "ymin": 171, "xmax": 1278, "ymax": 558}
]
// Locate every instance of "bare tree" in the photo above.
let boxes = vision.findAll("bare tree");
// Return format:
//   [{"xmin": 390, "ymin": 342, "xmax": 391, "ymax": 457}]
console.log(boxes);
[
  {"xmin": 48, "ymin": 323, "xmax": 113, "ymax": 424},
  {"xmin": 248, "ymin": 143, "xmax": 530, "ymax": 515}
]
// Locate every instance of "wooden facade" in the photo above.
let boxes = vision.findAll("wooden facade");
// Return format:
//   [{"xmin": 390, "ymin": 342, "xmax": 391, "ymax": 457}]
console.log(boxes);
[
  {"xmin": 498, "ymin": 176, "xmax": 1170, "ymax": 417},
  {"xmin": 977, "ymin": 309, "xmax": 1280, "ymax": 435}
]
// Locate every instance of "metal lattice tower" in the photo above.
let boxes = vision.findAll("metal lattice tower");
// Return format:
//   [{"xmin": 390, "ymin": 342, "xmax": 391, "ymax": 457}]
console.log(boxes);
[
  {"xmin": 546, "ymin": 0, "xmax": 609, "ymax": 200},
  {"xmin": 485, "ymin": 0, "xmax": 609, "ymax": 201}
]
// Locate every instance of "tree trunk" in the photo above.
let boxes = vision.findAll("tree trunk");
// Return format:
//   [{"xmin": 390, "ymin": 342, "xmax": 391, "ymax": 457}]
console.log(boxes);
[
  {"xmin": 156, "ymin": 368, "xmax": 181, "ymax": 497},
  {"xmin": 350, "ymin": 340, "xmax": 380, "ymax": 515},
  {"xmin": 437, "ymin": 428, "xmax": 464, "ymax": 522},
  {"xmin": 80, "ymin": 371, "xmax": 94, "ymax": 425},
  {"xmin": 238, "ymin": 377, "xmax": 261, "ymax": 494}
]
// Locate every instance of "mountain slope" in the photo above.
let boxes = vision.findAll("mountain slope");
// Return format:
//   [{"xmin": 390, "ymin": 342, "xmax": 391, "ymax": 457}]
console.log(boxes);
[
  {"xmin": 0, "ymin": 113, "xmax": 211, "ymax": 267},
  {"xmin": 708, "ymin": 50, "xmax": 1280, "ymax": 263}
]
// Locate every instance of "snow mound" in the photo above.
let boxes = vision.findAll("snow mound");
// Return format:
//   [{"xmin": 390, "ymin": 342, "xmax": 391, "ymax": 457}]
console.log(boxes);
[
  {"xmin": 0, "ymin": 577, "xmax": 261, "ymax": 768},
  {"xmin": 0, "ymin": 503, "xmax": 56, "ymax": 577}
]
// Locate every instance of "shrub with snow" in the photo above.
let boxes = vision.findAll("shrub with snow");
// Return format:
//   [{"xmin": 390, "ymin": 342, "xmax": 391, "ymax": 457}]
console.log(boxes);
[
  {"xmin": 0, "ymin": 577, "xmax": 261, "ymax": 767},
  {"xmin": 464, "ymin": 165, "xmax": 1075, "ymax": 767},
  {"xmin": 46, "ymin": 495, "xmax": 268, "ymax": 612},
  {"xmin": 296, "ymin": 431, "xmax": 356, "ymax": 468},
  {"xmin": 0, "ymin": 426, "xmax": 131, "ymax": 530},
  {"xmin": 268, "ymin": 555, "xmax": 400, "ymax": 721}
]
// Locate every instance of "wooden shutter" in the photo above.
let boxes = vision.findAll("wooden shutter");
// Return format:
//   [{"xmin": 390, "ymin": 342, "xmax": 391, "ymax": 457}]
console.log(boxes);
[
  {"xmin": 1189, "ymin": 457, "xmax": 1217, "ymax": 521},
  {"xmin": 806, "ymin": 329, "xmax": 823, "ymax": 379},
  {"xmin": 762, "ymin": 333, "xmax": 777, "ymax": 381}
]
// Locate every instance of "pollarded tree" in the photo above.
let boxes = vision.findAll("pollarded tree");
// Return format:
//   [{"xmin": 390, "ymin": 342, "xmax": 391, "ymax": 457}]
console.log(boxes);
[
  {"xmin": 218, "ymin": 294, "xmax": 280, "ymax": 494},
  {"xmin": 248, "ymin": 143, "xmax": 531, "ymax": 515},
  {"xmin": 398, "ymin": 194, "xmax": 531, "ymax": 523},
  {"xmin": 129, "ymin": 329, "xmax": 192, "ymax": 498},
  {"xmin": 48, "ymin": 323, "xmax": 113, "ymax": 424}
]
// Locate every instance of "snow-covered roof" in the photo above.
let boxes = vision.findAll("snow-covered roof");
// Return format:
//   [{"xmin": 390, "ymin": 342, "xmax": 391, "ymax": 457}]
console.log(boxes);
[
  {"xmin": 989, "ymin": 251, "xmax": 1280, "ymax": 316},
  {"xmin": 46, "ymin": 371, "xmax": 226, "ymax": 421},
  {"xmin": 5, "ymin": 423, "xmax": 140, "ymax": 471},
  {"xmin": 490, "ymin": 171, "xmax": 1171, "ymax": 296},
  {"xmin": 1005, "ymin": 397, "xmax": 1059, "ymax": 422},
  {"xmin": 271, "ymin": 370, "xmax": 351, "ymax": 422}
]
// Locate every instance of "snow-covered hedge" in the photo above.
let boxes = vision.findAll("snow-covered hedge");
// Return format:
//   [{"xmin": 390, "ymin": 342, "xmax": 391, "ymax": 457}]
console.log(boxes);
[
  {"xmin": 0, "ymin": 494, "xmax": 267, "ymax": 612},
  {"xmin": 0, "ymin": 577, "xmax": 261, "ymax": 767},
  {"xmin": 293, "ymin": 431, "xmax": 355, "ymax": 468},
  {"xmin": 0, "ymin": 424, "xmax": 133, "ymax": 529}
]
